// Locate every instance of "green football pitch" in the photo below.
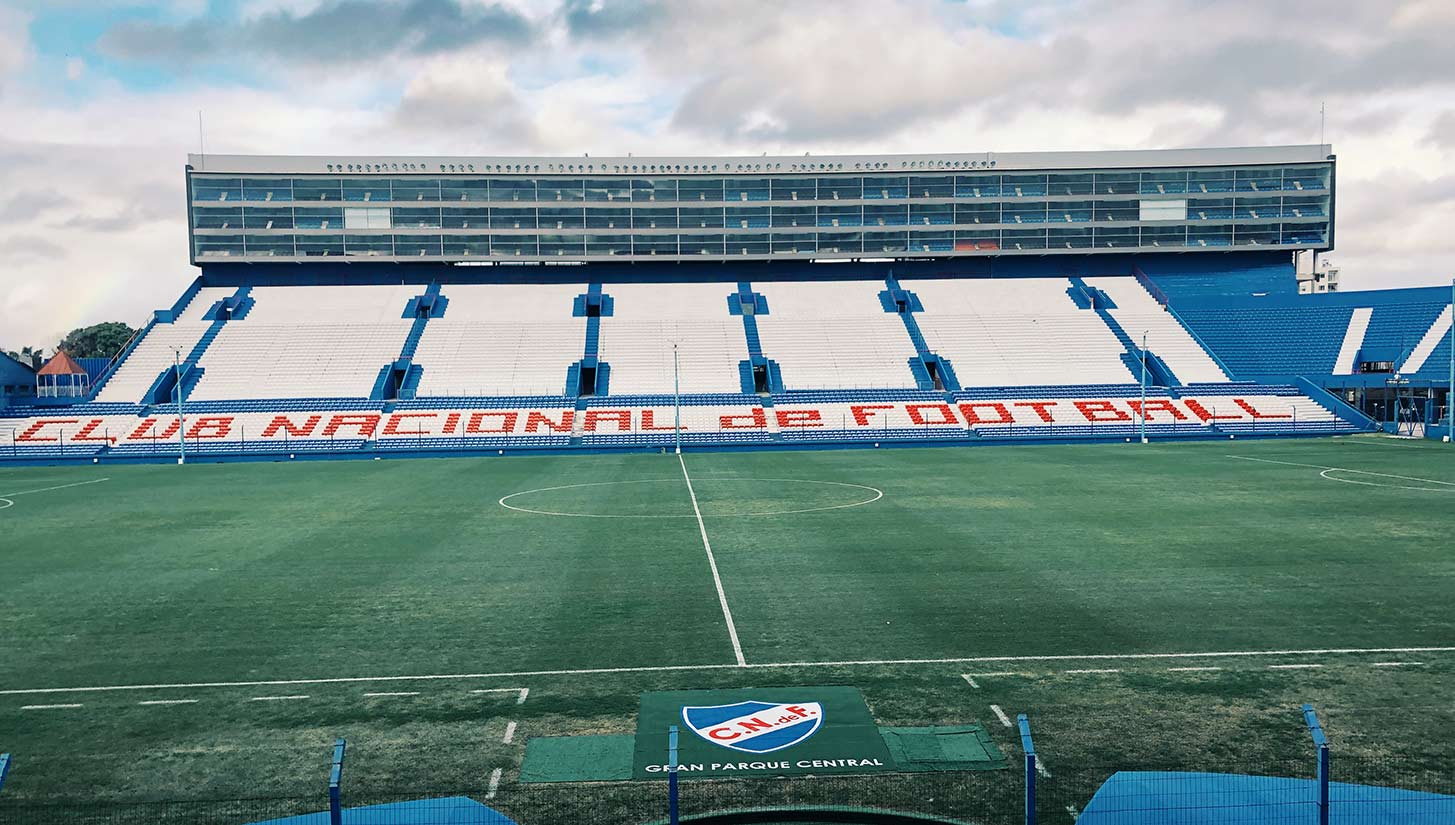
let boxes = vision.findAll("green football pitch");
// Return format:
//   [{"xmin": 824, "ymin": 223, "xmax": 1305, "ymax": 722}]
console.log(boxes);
[{"xmin": 1, "ymin": 436, "xmax": 1452, "ymax": 823}]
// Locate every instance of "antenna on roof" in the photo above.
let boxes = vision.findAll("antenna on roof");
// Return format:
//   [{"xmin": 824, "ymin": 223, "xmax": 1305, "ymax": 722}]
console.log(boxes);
[
  {"xmin": 198, "ymin": 110, "xmax": 206, "ymax": 168},
  {"xmin": 1319, "ymin": 101, "xmax": 1325, "ymax": 147}
]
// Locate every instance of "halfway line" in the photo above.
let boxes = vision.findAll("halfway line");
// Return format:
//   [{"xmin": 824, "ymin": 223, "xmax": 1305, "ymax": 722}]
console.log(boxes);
[{"xmin": 679, "ymin": 453, "xmax": 746, "ymax": 667}]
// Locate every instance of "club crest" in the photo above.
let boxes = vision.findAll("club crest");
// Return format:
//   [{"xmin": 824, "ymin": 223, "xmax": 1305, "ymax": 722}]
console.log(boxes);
[{"xmin": 681, "ymin": 701, "xmax": 824, "ymax": 753}]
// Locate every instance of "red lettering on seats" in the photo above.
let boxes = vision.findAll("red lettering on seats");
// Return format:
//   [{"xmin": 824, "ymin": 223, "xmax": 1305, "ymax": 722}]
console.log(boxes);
[
  {"xmin": 906, "ymin": 403, "xmax": 958, "ymax": 426},
  {"xmin": 1014, "ymin": 401, "xmax": 1059, "ymax": 423},
  {"xmin": 957, "ymin": 402, "xmax": 1013, "ymax": 425},
  {"xmin": 1234, "ymin": 398, "xmax": 1292, "ymax": 419},
  {"xmin": 775, "ymin": 409, "xmax": 823, "ymax": 428},
  {"xmin": 127, "ymin": 418, "xmax": 159, "ymax": 440},
  {"xmin": 525, "ymin": 410, "xmax": 574, "ymax": 433},
  {"xmin": 1128, "ymin": 399, "xmax": 1187, "ymax": 421},
  {"xmin": 185, "ymin": 416, "xmax": 233, "ymax": 440},
  {"xmin": 383, "ymin": 412, "xmax": 436, "ymax": 436},
  {"xmin": 16, "ymin": 418, "xmax": 79, "ymax": 442},
  {"xmin": 442, "ymin": 412, "xmax": 461, "ymax": 435},
  {"xmin": 850, "ymin": 404, "xmax": 894, "ymax": 426},
  {"xmin": 72, "ymin": 419, "xmax": 114, "ymax": 442},
  {"xmin": 323, "ymin": 414, "xmax": 381, "ymax": 437},
  {"xmin": 583, "ymin": 409, "xmax": 632, "ymax": 432},
  {"xmin": 1182, "ymin": 399, "xmax": 1242, "ymax": 421},
  {"xmin": 466, "ymin": 411, "xmax": 517, "ymax": 433},
  {"xmin": 1074, "ymin": 401, "xmax": 1132, "ymax": 422},
  {"xmin": 640, "ymin": 410, "xmax": 681, "ymax": 431},
  {"xmin": 262, "ymin": 415, "xmax": 322, "ymax": 438},
  {"xmin": 720, "ymin": 408, "xmax": 767, "ymax": 429}
]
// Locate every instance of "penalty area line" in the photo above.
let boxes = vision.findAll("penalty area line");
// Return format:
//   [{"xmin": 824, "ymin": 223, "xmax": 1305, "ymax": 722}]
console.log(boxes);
[
  {"xmin": 678, "ymin": 453, "xmax": 747, "ymax": 667},
  {"xmin": 2, "ymin": 645, "xmax": 1451, "ymax": 697}
]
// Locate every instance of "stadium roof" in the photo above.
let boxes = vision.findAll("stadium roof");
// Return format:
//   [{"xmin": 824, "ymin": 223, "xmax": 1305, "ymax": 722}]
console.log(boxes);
[
  {"xmin": 188, "ymin": 145, "xmax": 1333, "ymax": 176},
  {"xmin": 37, "ymin": 350, "xmax": 86, "ymax": 376}
]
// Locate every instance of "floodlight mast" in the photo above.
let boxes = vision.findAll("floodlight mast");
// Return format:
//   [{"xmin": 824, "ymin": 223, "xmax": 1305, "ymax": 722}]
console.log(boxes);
[
  {"xmin": 673, "ymin": 342, "xmax": 682, "ymax": 455},
  {"xmin": 172, "ymin": 347, "xmax": 187, "ymax": 465},
  {"xmin": 1447, "ymin": 277, "xmax": 1453, "ymax": 443},
  {"xmin": 1139, "ymin": 331, "xmax": 1148, "ymax": 444}
]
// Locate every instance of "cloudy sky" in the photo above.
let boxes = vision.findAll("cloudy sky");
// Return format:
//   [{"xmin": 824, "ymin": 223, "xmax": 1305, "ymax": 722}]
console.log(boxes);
[{"xmin": 2, "ymin": 0, "xmax": 1454, "ymax": 350}]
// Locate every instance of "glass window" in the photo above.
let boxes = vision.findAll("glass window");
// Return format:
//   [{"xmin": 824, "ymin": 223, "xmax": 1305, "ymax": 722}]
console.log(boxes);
[
  {"xmin": 680, "ymin": 207, "xmax": 725, "ymax": 228},
  {"xmin": 725, "ymin": 233, "xmax": 770, "ymax": 255},
  {"xmin": 819, "ymin": 205, "xmax": 861, "ymax": 227},
  {"xmin": 245, "ymin": 231, "xmax": 296, "ymax": 256},
  {"xmin": 1003, "ymin": 228, "xmax": 1048, "ymax": 250},
  {"xmin": 193, "ymin": 177, "xmax": 242, "ymax": 202},
  {"xmin": 1140, "ymin": 170, "xmax": 1188, "ymax": 194},
  {"xmin": 633, "ymin": 178, "xmax": 676, "ymax": 202},
  {"xmin": 491, "ymin": 235, "xmax": 538, "ymax": 256},
  {"xmin": 586, "ymin": 178, "xmax": 631, "ymax": 201},
  {"xmin": 342, "ymin": 178, "xmax": 391, "ymax": 202},
  {"xmin": 296, "ymin": 235, "xmax": 344, "ymax": 256},
  {"xmin": 343, "ymin": 234, "xmax": 393, "ymax": 256},
  {"xmin": 442, "ymin": 207, "xmax": 489, "ymax": 229},
  {"xmin": 491, "ymin": 208, "xmax": 537, "ymax": 229},
  {"xmin": 863, "ymin": 176, "xmax": 908, "ymax": 199},
  {"xmin": 679, "ymin": 234, "xmax": 724, "ymax": 256},
  {"xmin": 491, "ymin": 179, "xmax": 536, "ymax": 202},
  {"xmin": 194, "ymin": 207, "xmax": 242, "ymax": 229},
  {"xmin": 1235, "ymin": 168, "xmax": 1282, "ymax": 192},
  {"xmin": 539, "ymin": 234, "xmax": 585, "ymax": 257},
  {"xmin": 908, "ymin": 230, "xmax": 954, "ymax": 252},
  {"xmin": 817, "ymin": 177, "xmax": 861, "ymax": 200},
  {"xmin": 393, "ymin": 235, "xmax": 442, "ymax": 256},
  {"xmin": 725, "ymin": 178, "xmax": 770, "ymax": 202},
  {"xmin": 441, "ymin": 179, "xmax": 489, "ymax": 202},
  {"xmin": 343, "ymin": 207, "xmax": 390, "ymax": 229},
  {"xmin": 864, "ymin": 204, "xmax": 908, "ymax": 226},
  {"xmin": 585, "ymin": 208, "xmax": 631, "ymax": 228},
  {"xmin": 1002, "ymin": 174, "xmax": 1048, "ymax": 197},
  {"xmin": 1281, "ymin": 166, "xmax": 1328, "ymax": 191},
  {"xmin": 1282, "ymin": 196, "xmax": 1326, "ymax": 218},
  {"xmin": 679, "ymin": 179, "xmax": 724, "ymax": 202},
  {"xmin": 1234, "ymin": 197, "xmax": 1279, "ymax": 219},
  {"xmin": 725, "ymin": 206, "xmax": 770, "ymax": 228},
  {"xmin": 242, "ymin": 178, "xmax": 291, "ymax": 202},
  {"xmin": 392, "ymin": 207, "xmax": 442, "ymax": 228},
  {"xmin": 1048, "ymin": 227, "xmax": 1094, "ymax": 249},
  {"xmin": 1052, "ymin": 201, "xmax": 1094, "ymax": 223},
  {"xmin": 1046, "ymin": 174, "xmax": 1092, "ymax": 196},
  {"xmin": 771, "ymin": 178, "xmax": 816, "ymax": 201},
  {"xmin": 1139, "ymin": 199, "xmax": 1188, "ymax": 221},
  {"xmin": 1233, "ymin": 225, "xmax": 1279, "ymax": 246},
  {"xmin": 955, "ymin": 230, "xmax": 1000, "ymax": 251},
  {"xmin": 956, "ymin": 202, "xmax": 999, "ymax": 224},
  {"xmin": 1281, "ymin": 223, "xmax": 1327, "ymax": 245},
  {"xmin": 194, "ymin": 234, "xmax": 244, "ymax": 257},
  {"xmin": 391, "ymin": 179, "xmax": 440, "ymax": 202},
  {"xmin": 863, "ymin": 230, "xmax": 907, "ymax": 253},
  {"xmin": 243, "ymin": 207, "xmax": 293, "ymax": 229},
  {"xmin": 1094, "ymin": 172, "xmax": 1138, "ymax": 196},
  {"xmin": 1141, "ymin": 225, "xmax": 1187, "ymax": 248},
  {"xmin": 292, "ymin": 178, "xmax": 342, "ymax": 202},
  {"xmin": 1187, "ymin": 198, "xmax": 1233, "ymax": 220},
  {"xmin": 770, "ymin": 233, "xmax": 815, "ymax": 254},
  {"xmin": 295, "ymin": 207, "xmax": 343, "ymax": 229},
  {"xmin": 816, "ymin": 231, "xmax": 861, "ymax": 254},
  {"xmin": 633, "ymin": 234, "xmax": 679, "ymax": 255},
  {"xmin": 909, "ymin": 176, "xmax": 954, "ymax": 199},
  {"xmin": 633, "ymin": 208, "xmax": 677, "ymax": 229},
  {"xmin": 1003, "ymin": 202, "xmax": 1048, "ymax": 224},
  {"xmin": 1094, "ymin": 201, "xmax": 1138, "ymax": 222},
  {"xmin": 538, "ymin": 208, "xmax": 585, "ymax": 229},
  {"xmin": 1093, "ymin": 226, "xmax": 1138, "ymax": 247},
  {"xmin": 955, "ymin": 175, "xmax": 1000, "ymax": 198},
  {"xmin": 1189, "ymin": 223, "xmax": 1233, "ymax": 247},
  {"xmin": 443, "ymin": 235, "xmax": 491, "ymax": 256},
  {"xmin": 771, "ymin": 206, "xmax": 815, "ymax": 227},
  {"xmin": 909, "ymin": 203, "xmax": 954, "ymax": 225},
  {"xmin": 586, "ymin": 234, "xmax": 631, "ymax": 256},
  {"xmin": 538, "ymin": 179, "xmax": 585, "ymax": 202},
  {"xmin": 1187, "ymin": 170, "xmax": 1234, "ymax": 194}
]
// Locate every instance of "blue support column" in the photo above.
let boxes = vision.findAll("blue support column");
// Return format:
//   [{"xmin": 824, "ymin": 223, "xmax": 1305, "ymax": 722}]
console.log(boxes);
[
  {"xmin": 1303, "ymin": 704, "xmax": 1329, "ymax": 825},
  {"xmin": 329, "ymin": 738, "xmax": 346, "ymax": 825},
  {"xmin": 668, "ymin": 725, "xmax": 680, "ymax": 825},
  {"xmin": 1017, "ymin": 714, "xmax": 1036, "ymax": 825},
  {"xmin": 0, "ymin": 752, "xmax": 11, "ymax": 795}
]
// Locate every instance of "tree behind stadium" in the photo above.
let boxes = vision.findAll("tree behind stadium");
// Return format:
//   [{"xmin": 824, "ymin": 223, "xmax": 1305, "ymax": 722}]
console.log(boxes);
[{"xmin": 58, "ymin": 322, "xmax": 137, "ymax": 359}]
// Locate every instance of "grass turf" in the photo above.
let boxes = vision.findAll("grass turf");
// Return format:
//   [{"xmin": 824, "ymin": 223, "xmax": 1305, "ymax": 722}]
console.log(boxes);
[{"xmin": 0, "ymin": 436, "xmax": 1452, "ymax": 823}]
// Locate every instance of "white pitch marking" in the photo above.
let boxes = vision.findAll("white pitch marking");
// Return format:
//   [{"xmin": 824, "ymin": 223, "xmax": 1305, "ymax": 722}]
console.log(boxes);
[
  {"xmin": 1064, "ymin": 668, "xmax": 1121, "ymax": 674},
  {"xmin": 486, "ymin": 768, "xmax": 502, "ymax": 799},
  {"xmin": 503, "ymin": 721, "xmax": 517, "ymax": 744},
  {"xmin": 678, "ymin": 454, "xmax": 746, "ymax": 667},
  {"xmin": 1035, "ymin": 754, "xmax": 1051, "ymax": 778},
  {"xmin": 969, "ymin": 671, "xmax": 1021, "ymax": 677},
  {"xmin": 467, "ymin": 687, "xmax": 528, "ymax": 696},
  {"xmin": 0, "ymin": 478, "xmax": 111, "ymax": 498},
  {"xmin": 1067, "ymin": 804, "xmax": 1081, "ymax": 820},
  {"xmin": 138, "ymin": 699, "xmax": 198, "ymax": 706},
  {"xmin": 22, "ymin": 703, "xmax": 82, "ymax": 710},
  {"xmin": 517, "ymin": 687, "xmax": 529, "ymax": 704},
  {"xmin": 3, "ymin": 646, "xmax": 1450, "ymax": 696},
  {"xmin": 1269, "ymin": 664, "xmax": 1323, "ymax": 670},
  {"xmin": 989, "ymin": 704, "xmax": 1012, "ymax": 728},
  {"xmin": 497, "ymin": 478, "xmax": 883, "ymax": 519},
  {"xmin": 1371, "ymin": 662, "xmax": 1423, "ymax": 667},
  {"xmin": 961, "ymin": 674, "xmax": 979, "ymax": 689},
  {"xmin": 251, "ymin": 695, "xmax": 309, "ymax": 701},
  {"xmin": 363, "ymin": 691, "xmax": 419, "ymax": 697},
  {"xmin": 1168, "ymin": 666, "xmax": 1223, "ymax": 672},
  {"xmin": 1228, "ymin": 455, "xmax": 1455, "ymax": 491}
]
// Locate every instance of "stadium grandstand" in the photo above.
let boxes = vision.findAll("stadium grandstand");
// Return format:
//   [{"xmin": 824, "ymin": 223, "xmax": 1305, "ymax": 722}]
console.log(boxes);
[{"xmin": 1, "ymin": 143, "xmax": 1451, "ymax": 462}]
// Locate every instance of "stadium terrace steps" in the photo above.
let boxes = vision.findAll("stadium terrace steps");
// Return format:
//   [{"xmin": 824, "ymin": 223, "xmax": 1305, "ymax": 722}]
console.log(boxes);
[
  {"xmin": 1396, "ymin": 304, "xmax": 1452, "ymax": 375},
  {"xmin": 1333, "ymin": 307, "xmax": 1374, "ymax": 375},
  {"xmin": 596, "ymin": 283, "xmax": 748, "ymax": 395},
  {"xmin": 1084, "ymin": 276, "xmax": 1230, "ymax": 383},
  {"xmin": 753, "ymin": 280, "xmax": 923, "ymax": 390}
]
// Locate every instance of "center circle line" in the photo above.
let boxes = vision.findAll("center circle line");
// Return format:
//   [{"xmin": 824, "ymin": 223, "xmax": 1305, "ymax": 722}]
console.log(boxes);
[{"xmin": 498, "ymin": 477, "xmax": 884, "ymax": 519}]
